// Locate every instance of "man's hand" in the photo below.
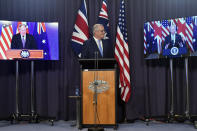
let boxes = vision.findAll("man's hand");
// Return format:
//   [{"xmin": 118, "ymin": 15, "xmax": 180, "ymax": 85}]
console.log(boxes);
[{"xmin": 179, "ymin": 42, "xmax": 183, "ymax": 47}]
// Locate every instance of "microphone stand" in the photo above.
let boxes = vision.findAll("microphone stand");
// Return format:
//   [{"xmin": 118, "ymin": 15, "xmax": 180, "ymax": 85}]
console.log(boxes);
[{"xmin": 88, "ymin": 52, "xmax": 104, "ymax": 131}]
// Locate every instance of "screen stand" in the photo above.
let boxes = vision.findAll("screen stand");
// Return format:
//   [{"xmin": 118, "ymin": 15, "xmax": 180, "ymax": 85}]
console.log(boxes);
[
  {"xmin": 168, "ymin": 58, "xmax": 174, "ymax": 121},
  {"xmin": 10, "ymin": 61, "xmax": 54, "ymax": 126},
  {"xmin": 184, "ymin": 58, "xmax": 190, "ymax": 119}
]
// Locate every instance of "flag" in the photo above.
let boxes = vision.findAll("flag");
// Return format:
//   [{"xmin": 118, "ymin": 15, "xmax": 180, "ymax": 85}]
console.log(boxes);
[
  {"xmin": 144, "ymin": 22, "xmax": 157, "ymax": 54},
  {"xmin": 161, "ymin": 20, "xmax": 170, "ymax": 42},
  {"xmin": 185, "ymin": 17, "xmax": 194, "ymax": 52},
  {"xmin": 115, "ymin": 0, "xmax": 131, "ymax": 102},
  {"xmin": 71, "ymin": 0, "xmax": 89, "ymax": 57},
  {"xmin": 0, "ymin": 24, "xmax": 13, "ymax": 59},
  {"xmin": 192, "ymin": 16, "xmax": 197, "ymax": 51},
  {"xmin": 33, "ymin": 22, "xmax": 50, "ymax": 60},
  {"xmin": 152, "ymin": 21, "xmax": 162, "ymax": 54},
  {"xmin": 97, "ymin": 0, "xmax": 110, "ymax": 39},
  {"xmin": 16, "ymin": 22, "xmax": 29, "ymax": 34},
  {"xmin": 144, "ymin": 23, "xmax": 147, "ymax": 54}
]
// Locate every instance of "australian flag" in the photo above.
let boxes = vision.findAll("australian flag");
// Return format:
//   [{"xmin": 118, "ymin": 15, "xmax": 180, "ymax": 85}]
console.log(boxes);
[
  {"xmin": 33, "ymin": 22, "xmax": 50, "ymax": 60},
  {"xmin": 97, "ymin": 0, "xmax": 110, "ymax": 40},
  {"xmin": 193, "ymin": 16, "xmax": 197, "ymax": 51},
  {"xmin": 144, "ymin": 22, "xmax": 157, "ymax": 54},
  {"xmin": 71, "ymin": 0, "xmax": 89, "ymax": 58}
]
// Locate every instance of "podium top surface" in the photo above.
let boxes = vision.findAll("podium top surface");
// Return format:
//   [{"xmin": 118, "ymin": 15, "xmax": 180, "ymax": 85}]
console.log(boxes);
[{"xmin": 79, "ymin": 58, "xmax": 117, "ymax": 69}]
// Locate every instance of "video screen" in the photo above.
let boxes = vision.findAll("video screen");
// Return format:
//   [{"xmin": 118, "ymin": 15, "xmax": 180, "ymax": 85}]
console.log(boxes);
[
  {"xmin": 0, "ymin": 20, "xmax": 59, "ymax": 60},
  {"xmin": 144, "ymin": 16, "xmax": 197, "ymax": 59}
]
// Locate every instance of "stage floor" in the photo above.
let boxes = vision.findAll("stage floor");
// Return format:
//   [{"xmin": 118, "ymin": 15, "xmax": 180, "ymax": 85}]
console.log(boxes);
[{"xmin": 0, "ymin": 120, "xmax": 196, "ymax": 131}]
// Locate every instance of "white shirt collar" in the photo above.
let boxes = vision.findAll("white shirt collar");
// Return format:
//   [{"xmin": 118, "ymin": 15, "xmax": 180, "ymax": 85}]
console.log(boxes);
[
  {"xmin": 93, "ymin": 36, "xmax": 103, "ymax": 49},
  {"xmin": 21, "ymin": 34, "xmax": 26, "ymax": 40}
]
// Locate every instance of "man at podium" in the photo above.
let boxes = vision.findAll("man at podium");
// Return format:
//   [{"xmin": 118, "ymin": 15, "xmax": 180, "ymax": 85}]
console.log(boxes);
[
  {"xmin": 11, "ymin": 24, "xmax": 38, "ymax": 49},
  {"xmin": 81, "ymin": 24, "xmax": 113, "ymax": 59},
  {"xmin": 163, "ymin": 24, "xmax": 187, "ymax": 56}
]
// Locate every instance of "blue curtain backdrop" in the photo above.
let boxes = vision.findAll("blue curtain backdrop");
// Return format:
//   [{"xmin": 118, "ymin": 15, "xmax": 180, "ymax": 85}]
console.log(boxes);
[{"xmin": 0, "ymin": 0, "xmax": 197, "ymax": 121}]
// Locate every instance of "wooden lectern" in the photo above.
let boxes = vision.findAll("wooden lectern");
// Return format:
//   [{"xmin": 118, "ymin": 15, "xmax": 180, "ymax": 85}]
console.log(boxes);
[{"xmin": 79, "ymin": 59, "xmax": 117, "ymax": 129}]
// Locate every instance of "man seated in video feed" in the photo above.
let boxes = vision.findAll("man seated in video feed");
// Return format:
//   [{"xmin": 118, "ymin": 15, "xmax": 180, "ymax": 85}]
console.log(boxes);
[
  {"xmin": 11, "ymin": 24, "xmax": 37, "ymax": 49},
  {"xmin": 163, "ymin": 24, "xmax": 187, "ymax": 56}
]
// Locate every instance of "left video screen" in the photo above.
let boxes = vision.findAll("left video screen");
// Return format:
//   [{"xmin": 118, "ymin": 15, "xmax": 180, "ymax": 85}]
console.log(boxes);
[{"xmin": 0, "ymin": 20, "xmax": 59, "ymax": 60}]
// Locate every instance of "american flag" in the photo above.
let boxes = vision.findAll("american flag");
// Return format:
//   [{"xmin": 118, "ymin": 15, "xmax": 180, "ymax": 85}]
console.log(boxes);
[
  {"xmin": 16, "ymin": 22, "xmax": 29, "ymax": 34},
  {"xmin": 71, "ymin": 0, "xmax": 89, "ymax": 57},
  {"xmin": 162, "ymin": 20, "xmax": 170, "ymax": 42},
  {"xmin": 185, "ymin": 17, "xmax": 194, "ymax": 52},
  {"xmin": 115, "ymin": 0, "xmax": 131, "ymax": 102},
  {"xmin": 0, "ymin": 24, "xmax": 13, "ymax": 59},
  {"xmin": 98, "ymin": 0, "xmax": 110, "ymax": 39},
  {"xmin": 144, "ymin": 23, "xmax": 147, "ymax": 54}
]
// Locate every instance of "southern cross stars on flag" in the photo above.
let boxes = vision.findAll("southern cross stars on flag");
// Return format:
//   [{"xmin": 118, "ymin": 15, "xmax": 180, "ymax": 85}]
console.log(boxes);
[
  {"xmin": 192, "ymin": 16, "xmax": 197, "ymax": 51},
  {"xmin": 144, "ymin": 22, "xmax": 156, "ymax": 54},
  {"xmin": 33, "ymin": 22, "xmax": 50, "ymax": 60},
  {"xmin": 115, "ymin": 0, "xmax": 131, "ymax": 102}
]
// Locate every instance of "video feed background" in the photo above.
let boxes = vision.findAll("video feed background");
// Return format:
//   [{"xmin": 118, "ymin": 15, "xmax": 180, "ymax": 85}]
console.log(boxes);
[
  {"xmin": 0, "ymin": 21, "xmax": 59, "ymax": 60},
  {"xmin": 144, "ymin": 16, "xmax": 197, "ymax": 59}
]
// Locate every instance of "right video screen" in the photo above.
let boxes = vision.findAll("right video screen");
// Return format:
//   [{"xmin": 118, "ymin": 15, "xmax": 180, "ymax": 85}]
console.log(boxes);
[{"xmin": 144, "ymin": 16, "xmax": 197, "ymax": 59}]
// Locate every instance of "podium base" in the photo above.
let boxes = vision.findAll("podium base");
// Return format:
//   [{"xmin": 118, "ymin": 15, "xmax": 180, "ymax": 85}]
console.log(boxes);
[{"xmin": 88, "ymin": 127, "xmax": 105, "ymax": 131}]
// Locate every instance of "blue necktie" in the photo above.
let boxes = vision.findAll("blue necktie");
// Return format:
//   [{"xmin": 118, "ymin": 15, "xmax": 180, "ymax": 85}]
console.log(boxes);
[{"xmin": 98, "ymin": 40, "xmax": 103, "ymax": 57}]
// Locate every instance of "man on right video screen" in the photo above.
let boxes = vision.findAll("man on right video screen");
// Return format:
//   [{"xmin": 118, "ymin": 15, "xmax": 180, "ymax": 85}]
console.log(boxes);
[{"xmin": 163, "ymin": 24, "xmax": 188, "ymax": 57}]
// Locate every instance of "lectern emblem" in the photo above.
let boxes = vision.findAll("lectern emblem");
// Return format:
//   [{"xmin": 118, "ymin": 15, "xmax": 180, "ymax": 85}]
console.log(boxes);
[
  {"xmin": 88, "ymin": 80, "xmax": 109, "ymax": 93},
  {"xmin": 170, "ymin": 47, "xmax": 179, "ymax": 55},
  {"xmin": 20, "ymin": 50, "xmax": 30, "ymax": 58}
]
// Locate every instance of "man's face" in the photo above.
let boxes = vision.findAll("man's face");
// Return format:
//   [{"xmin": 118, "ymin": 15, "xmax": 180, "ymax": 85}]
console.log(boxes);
[
  {"xmin": 19, "ymin": 25, "xmax": 27, "ymax": 36},
  {"xmin": 170, "ymin": 26, "xmax": 176, "ymax": 35},
  {"xmin": 94, "ymin": 25, "xmax": 105, "ymax": 40}
]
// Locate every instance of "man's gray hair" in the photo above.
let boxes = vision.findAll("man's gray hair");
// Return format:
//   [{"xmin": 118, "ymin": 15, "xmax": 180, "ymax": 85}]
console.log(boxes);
[{"xmin": 92, "ymin": 24, "xmax": 103, "ymax": 35}]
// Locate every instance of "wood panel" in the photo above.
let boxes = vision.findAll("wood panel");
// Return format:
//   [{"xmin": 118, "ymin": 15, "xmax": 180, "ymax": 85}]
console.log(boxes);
[{"xmin": 82, "ymin": 70, "xmax": 115, "ymax": 125}]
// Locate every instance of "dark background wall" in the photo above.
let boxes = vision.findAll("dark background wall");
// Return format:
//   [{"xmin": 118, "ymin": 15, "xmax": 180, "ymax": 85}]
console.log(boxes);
[{"xmin": 0, "ymin": 0, "xmax": 197, "ymax": 121}]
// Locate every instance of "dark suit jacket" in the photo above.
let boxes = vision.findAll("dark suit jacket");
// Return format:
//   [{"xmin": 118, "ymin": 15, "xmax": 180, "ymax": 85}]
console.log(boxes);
[
  {"xmin": 164, "ymin": 33, "xmax": 184, "ymax": 49},
  {"xmin": 81, "ymin": 37, "xmax": 114, "ymax": 59},
  {"xmin": 11, "ymin": 34, "xmax": 37, "ymax": 49}
]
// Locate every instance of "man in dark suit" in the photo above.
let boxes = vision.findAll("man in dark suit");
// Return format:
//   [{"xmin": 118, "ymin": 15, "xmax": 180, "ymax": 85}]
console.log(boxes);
[
  {"xmin": 81, "ymin": 24, "xmax": 113, "ymax": 59},
  {"xmin": 11, "ymin": 24, "xmax": 37, "ymax": 49},
  {"xmin": 164, "ymin": 24, "xmax": 184, "ymax": 49}
]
